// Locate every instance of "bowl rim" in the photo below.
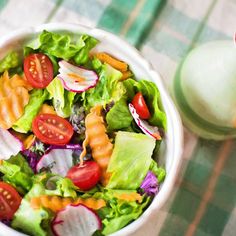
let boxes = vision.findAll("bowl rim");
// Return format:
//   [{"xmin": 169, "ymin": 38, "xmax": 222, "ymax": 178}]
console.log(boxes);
[{"xmin": 0, "ymin": 23, "xmax": 184, "ymax": 236}]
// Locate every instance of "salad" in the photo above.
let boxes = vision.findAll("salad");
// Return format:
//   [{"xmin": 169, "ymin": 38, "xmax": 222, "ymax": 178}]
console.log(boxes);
[{"xmin": 0, "ymin": 30, "xmax": 167, "ymax": 236}]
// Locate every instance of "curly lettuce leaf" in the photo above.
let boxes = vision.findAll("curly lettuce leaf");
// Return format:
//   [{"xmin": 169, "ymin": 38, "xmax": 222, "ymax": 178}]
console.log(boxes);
[
  {"xmin": 35, "ymin": 30, "xmax": 98, "ymax": 65},
  {"xmin": 97, "ymin": 189, "xmax": 150, "ymax": 235},
  {"xmin": 106, "ymin": 98, "xmax": 133, "ymax": 131},
  {"xmin": 107, "ymin": 131, "xmax": 155, "ymax": 190},
  {"xmin": 82, "ymin": 63, "xmax": 125, "ymax": 110},
  {"xmin": 123, "ymin": 79, "xmax": 167, "ymax": 130},
  {"xmin": 0, "ymin": 51, "xmax": 20, "ymax": 73},
  {"xmin": 0, "ymin": 154, "xmax": 33, "ymax": 194},
  {"xmin": 12, "ymin": 89, "xmax": 49, "ymax": 133},
  {"xmin": 46, "ymin": 77, "xmax": 75, "ymax": 118},
  {"xmin": 12, "ymin": 174, "xmax": 78, "ymax": 236},
  {"xmin": 11, "ymin": 183, "xmax": 53, "ymax": 236},
  {"xmin": 149, "ymin": 160, "xmax": 166, "ymax": 183}
]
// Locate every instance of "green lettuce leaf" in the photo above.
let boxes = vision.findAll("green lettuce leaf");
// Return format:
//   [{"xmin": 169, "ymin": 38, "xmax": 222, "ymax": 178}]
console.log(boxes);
[
  {"xmin": 123, "ymin": 79, "xmax": 167, "ymax": 130},
  {"xmin": 107, "ymin": 131, "xmax": 155, "ymax": 189},
  {"xmin": 37, "ymin": 30, "xmax": 98, "ymax": 65},
  {"xmin": 11, "ymin": 183, "xmax": 53, "ymax": 236},
  {"xmin": 0, "ymin": 51, "xmax": 20, "ymax": 73},
  {"xmin": 149, "ymin": 160, "xmax": 166, "ymax": 183},
  {"xmin": 12, "ymin": 89, "xmax": 49, "ymax": 133},
  {"xmin": 97, "ymin": 189, "xmax": 150, "ymax": 235},
  {"xmin": 106, "ymin": 98, "xmax": 133, "ymax": 131},
  {"xmin": 12, "ymin": 174, "xmax": 78, "ymax": 236},
  {"xmin": 82, "ymin": 63, "xmax": 125, "ymax": 109},
  {"xmin": 46, "ymin": 77, "xmax": 75, "ymax": 118},
  {"xmin": 0, "ymin": 154, "xmax": 33, "ymax": 194}
]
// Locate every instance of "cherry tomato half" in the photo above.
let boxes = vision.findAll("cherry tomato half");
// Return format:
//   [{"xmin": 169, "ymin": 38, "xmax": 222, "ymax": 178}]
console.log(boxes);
[
  {"xmin": 24, "ymin": 53, "xmax": 54, "ymax": 88},
  {"xmin": 131, "ymin": 92, "xmax": 151, "ymax": 119},
  {"xmin": 66, "ymin": 161, "xmax": 101, "ymax": 191},
  {"xmin": 32, "ymin": 113, "xmax": 74, "ymax": 145},
  {"xmin": 0, "ymin": 182, "xmax": 22, "ymax": 220}
]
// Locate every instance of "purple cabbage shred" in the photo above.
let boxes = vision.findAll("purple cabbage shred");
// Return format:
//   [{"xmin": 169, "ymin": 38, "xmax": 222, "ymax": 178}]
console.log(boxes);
[
  {"xmin": 140, "ymin": 171, "xmax": 159, "ymax": 196},
  {"xmin": 21, "ymin": 149, "xmax": 39, "ymax": 173},
  {"xmin": 1, "ymin": 219, "xmax": 12, "ymax": 226}
]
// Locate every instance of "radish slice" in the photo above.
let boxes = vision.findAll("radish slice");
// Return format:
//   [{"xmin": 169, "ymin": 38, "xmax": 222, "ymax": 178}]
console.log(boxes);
[
  {"xmin": 58, "ymin": 60, "xmax": 98, "ymax": 93},
  {"xmin": 36, "ymin": 149, "xmax": 73, "ymax": 176},
  {"xmin": 129, "ymin": 103, "xmax": 162, "ymax": 140},
  {"xmin": 0, "ymin": 128, "xmax": 23, "ymax": 160},
  {"xmin": 52, "ymin": 203, "xmax": 102, "ymax": 236}
]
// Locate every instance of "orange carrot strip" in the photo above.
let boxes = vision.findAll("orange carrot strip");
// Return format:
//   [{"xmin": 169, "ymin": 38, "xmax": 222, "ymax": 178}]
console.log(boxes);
[
  {"xmin": 95, "ymin": 53, "xmax": 128, "ymax": 72},
  {"xmin": 120, "ymin": 71, "xmax": 133, "ymax": 81},
  {"xmin": 114, "ymin": 192, "xmax": 142, "ymax": 203},
  {"xmin": 30, "ymin": 195, "xmax": 106, "ymax": 212}
]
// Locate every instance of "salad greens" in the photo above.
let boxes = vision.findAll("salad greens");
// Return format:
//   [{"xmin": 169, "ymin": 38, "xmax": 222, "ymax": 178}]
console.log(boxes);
[
  {"xmin": 107, "ymin": 131, "xmax": 156, "ymax": 189},
  {"xmin": 12, "ymin": 89, "xmax": 49, "ymax": 133},
  {"xmin": 123, "ymin": 79, "xmax": 167, "ymax": 130},
  {"xmin": 0, "ymin": 154, "xmax": 33, "ymax": 194},
  {"xmin": 0, "ymin": 51, "xmax": 20, "ymax": 73},
  {"xmin": 47, "ymin": 77, "xmax": 76, "ymax": 118},
  {"xmin": 0, "ymin": 30, "xmax": 167, "ymax": 236},
  {"xmin": 82, "ymin": 63, "xmax": 125, "ymax": 109}
]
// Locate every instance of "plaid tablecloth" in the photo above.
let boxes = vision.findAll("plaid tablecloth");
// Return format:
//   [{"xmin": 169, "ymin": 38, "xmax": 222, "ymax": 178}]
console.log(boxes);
[{"xmin": 0, "ymin": 0, "xmax": 235, "ymax": 235}]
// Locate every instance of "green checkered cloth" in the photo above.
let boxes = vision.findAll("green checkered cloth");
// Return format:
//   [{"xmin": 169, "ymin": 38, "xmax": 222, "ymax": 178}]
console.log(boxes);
[{"xmin": 0, "ymin": 0, "xmax": 235, "ymax": 235}]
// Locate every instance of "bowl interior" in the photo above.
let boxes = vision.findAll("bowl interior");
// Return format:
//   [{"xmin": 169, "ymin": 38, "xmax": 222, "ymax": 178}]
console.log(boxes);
[{"xmin": 0, "ymin": 23, "xmax": 183, "ymax": 236}]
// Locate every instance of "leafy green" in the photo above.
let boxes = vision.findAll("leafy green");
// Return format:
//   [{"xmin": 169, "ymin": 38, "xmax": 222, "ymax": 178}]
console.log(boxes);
[
  {"xmin": 106, "ymin": 98, "xmax": 133, "ymax": 131},
  {"xmin": 0, "ymin": 154, "xmax": 33, "ymax": 194},
  {"xmin": 12, "ymin": 89, "xmax": 49, "ymax": 133},
  {"xmin": 0, "ymin": 51, "xmax": 20, "ymax": 73},
  {"xmin": 36, "ymin": 30, "xmax": 98, "ymax": 65},
  {"xmin": 123, "ymin": 79, "xmax": 167, "ymax": 130},
  {"xmin": 32, "ymin": 173, "xmax": 78, "ymax": 198},
  {"xmin": 12, "ymin": 174, "xmax": 78, "ymax": 236},
  {"xmin": 107, "ymin": 131, "xmax": 155, "ymax": 189},
  {"xmin": 97, "ymin": 189, "xmax": 150, "ymax": 235},
  {"xmin": 46, "ymin": 77, "xmax": 75, "ymax": 118},
  {"xmin": 82, "ymin": 63, "xmax": 125, "ymax": 109},
  {"xmin": 11, "ymin": 183, "xmax": 53, "ymax": 236},
  {"xmin": 149, "ymin": 160, "xmax": 166, "ymax": 183}
]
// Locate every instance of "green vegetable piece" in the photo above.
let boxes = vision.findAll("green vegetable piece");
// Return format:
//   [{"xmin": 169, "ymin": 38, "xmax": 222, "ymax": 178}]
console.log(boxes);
[
  {"xmin": 12, "ymin": 174, "xmax": 78, "ymax": 236},
  {"xmin": 123, "ymin": 79, "xmax": 167, "ymax": 130},
  {"xmin": 0, "ymin": 154, "xmax": 33, "ymax": 194},
  {"xmin": 12, "ymin": 89, "xmax": 49, "ymax": 133},
  {"xmin": 0, "ymin": 51, "xmax": 19, "ymax": 73},
  {"xmin": 107, "ymin": 131, "xmax": 155, "ymax": 189},
  {"xmin": 37, "ymin": 30, "xmax": 98, "ymax": 65},
  {"xmin": 82, "ymin": 63, "xmax": 125, "ymax": 109},
  {"xmin": 73, "ymin": 35, "xmax": 98, "ymax": 64},
  {"xmin": 12, "ymin": 183, "xmax": 53, "ymax": 236},
  {"xmin": 149, "ymin": 160, "xmax": 166, "ymax": 183},
  {"xmin": 100, "ymin": 191, "xmax": 150, "ymax": 235},
  {"xmin": 46, "ymin": 77, "xmax": 75, "ymax": 118},
  {"xmin": 106, "ymin": 98, "xmax": 133, "ymax": 131}
]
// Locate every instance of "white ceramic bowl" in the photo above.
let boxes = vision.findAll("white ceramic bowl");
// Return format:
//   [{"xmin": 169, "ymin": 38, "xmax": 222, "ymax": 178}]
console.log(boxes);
[{"xmin": 0, "ymin": 23, "xmax": 183, "ymax": 236}]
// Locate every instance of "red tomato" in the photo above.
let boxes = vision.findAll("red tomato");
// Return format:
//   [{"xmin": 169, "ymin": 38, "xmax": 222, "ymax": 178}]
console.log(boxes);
[
  {"xmin": 24, "ymin": 53, "xmax": 53, "ymax": 88},
  {"xmin": 32, "ymin": 114, "xmax": 74, "ymax": 145},
  {"xmin": 66, "ymin": 161, "xmax": 101, "ymax": 190},
  {"xmin": 0, "ymin": 182, "xmax": 22, "ymax": 220},
  {"xmin": 131, "ymin": 92, "xmax": 151, "ymax": 119}
]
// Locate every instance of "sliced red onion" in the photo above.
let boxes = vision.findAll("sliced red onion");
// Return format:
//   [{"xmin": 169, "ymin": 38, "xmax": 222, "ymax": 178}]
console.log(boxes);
[
  {"xmin": 0, "ymin": 128, "xmax": 23, "ymax": 160},
  {"xmin": 36, "ymin": 149, "xmax": 73, "ymax": 176},
  {"xmin": 128, "ymin": 103, "xmax": 162, "ymax": 140},
  {"xmin": 52, "ymin": 204, "xmax": 102, "ymax": 236},
  {"xmin": 58, "ymin": 60, "xmax": 98, "ymax": 93}
]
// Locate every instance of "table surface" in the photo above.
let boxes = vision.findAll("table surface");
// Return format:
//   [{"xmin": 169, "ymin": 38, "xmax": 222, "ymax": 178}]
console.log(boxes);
[{"xmin": 0, "ymin": 0, "xmax": 235, "ymax": 235}]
